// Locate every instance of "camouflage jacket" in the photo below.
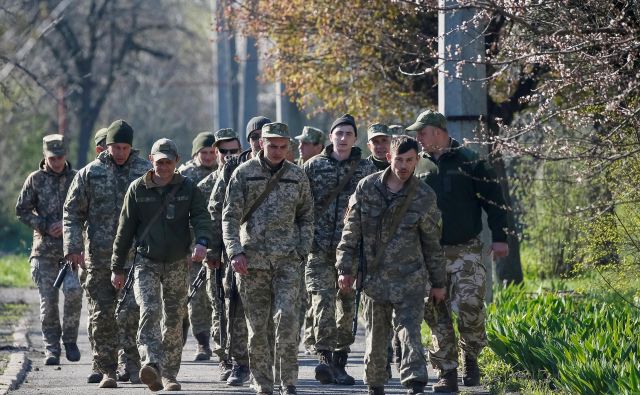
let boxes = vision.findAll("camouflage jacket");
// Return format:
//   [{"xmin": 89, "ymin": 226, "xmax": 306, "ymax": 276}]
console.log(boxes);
[
  {"xmin": 178, "ymin": 158, "xmax": 216, "ymax": 184},
  {"xmin": 63, "ymin": 150, "xmax": 151, "ymax": 265},
  {"xmin": 222, "ymin": 153, "xmax": 314, "ymax": 267},
  {"xmin": 111, "ymin": 171, "xmax": 212, "ymax": 272},
  {"xmin": 16, "ymin": 160, "xmax": 76, "ymax": 259},
  {"xmin": 336, "ymin": 168, "xmax": 446, "ymax": 302},
  {"xmin": 303, "ymin": 145, "xmax": 376, "ymax": 254},
  {"xmin": 367, "ymin": 155, "xmax": 390, "ymax": 171}
]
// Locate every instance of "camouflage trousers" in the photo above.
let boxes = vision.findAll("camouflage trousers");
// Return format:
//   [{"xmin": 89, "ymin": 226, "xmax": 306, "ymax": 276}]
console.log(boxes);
[
  {"xmin": 116, "ymin": 282, "xmax": 141, "ymax": 370},
  {"xmin": 79, "ymin": 268, "xmax": 98, "ymax": 372},
  {"xmin": 224, "ymin": 265, "xmax": 249, "ymax": 365},
  {"xmin": 237, "ymin": 253, "xmax": 301, "ymax": 393},
  {"xmin": 424, "ymin": 237, "xmax": 487, "ymax": 372},
  {"xmin": 362, "ymin": 294, "xmax": 428, "ymax": 387},
  {"xmin": 187, "ymin": 263, "xmax": 213, "ymax": 337},
  {"xmin": 85, "ymin": 264, "xmax": 119, "ymax": 373},
  {"xmin": 30, "ymin": 257, "xmax": 82, "ymax": 350},
  {"xmin": 134, "ymin": 256, "xmax": 188, "ymax": 379},
  {"xmin": 206, "ymin": 266, "xmax": 224, "ymax": 358},
  {"xmin": 305, "ymin": 250, "xmax": 355, "ymax": 352}
]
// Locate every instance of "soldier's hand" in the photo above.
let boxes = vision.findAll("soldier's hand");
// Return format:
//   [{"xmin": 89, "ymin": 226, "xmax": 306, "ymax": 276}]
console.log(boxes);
[
  {"xmin": 65, "ymin": 253, "xmax": 83, "ymax": 270},
  {"xmin": 429, "ymin": 287, "xmax": 446, "ymax": 304},
  {"xmin": 338, "ymin": 274, "xmax": 354, "ymax": 291},
  {"xmin": 47, "ymin": 221, "xmax": 63, "ymax": 238},
  {"xmin": 111, "ymin": 272, "xmax": 125, "ymax": 290},
  {"xmin": 191, "ymin": 243, "xmax": 207, "ymax": 263},
  {"xmin": 205, "ymin": 258, "xmax": 221, "ymax": 270},
  {"xmin": 231, "ymin": 253, "xmax": 248, "ymax": 275},
  {"xmin": 490, "ymin": 242, "xmax": 509, "ymax": 258}
]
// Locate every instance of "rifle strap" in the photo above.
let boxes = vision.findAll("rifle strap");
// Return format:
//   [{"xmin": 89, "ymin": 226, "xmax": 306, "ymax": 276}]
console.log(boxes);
[
  {"xmin": 317, "ymin": 159, "xmax": 359, "ymax": 213},
  {"xmin": 240, "ymin": 161, "xmax": 290, "ymax": 224},
  {"xmin": 371, "ymin": 176, "xmax": 419, "ymax": 270}
]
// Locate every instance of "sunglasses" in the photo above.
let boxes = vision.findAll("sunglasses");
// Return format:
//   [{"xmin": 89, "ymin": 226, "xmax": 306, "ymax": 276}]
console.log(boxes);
[{"xmin": 218, "ymin": 148, "xmax": 240, "ymax": 155}]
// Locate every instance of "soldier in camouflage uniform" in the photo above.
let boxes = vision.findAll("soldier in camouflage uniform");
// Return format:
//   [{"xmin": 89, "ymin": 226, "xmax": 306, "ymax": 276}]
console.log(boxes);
[
  {"xmin": 201, "ymin": 128, "xmax": 251, "ymax": 386},
  {"xmin": 366, "ymin": 123, "xmax": 392, "ymax": 171},
  {"xmin": 178, "ymin": 131, "xmax": 217, "ymax": 361},
  {"xmin": 223, "ymin": 122, "xmax": 314, "ymax": 395},
  {"xmin": 63, "ymin": 120, "xmax": 151, "ymax": 388},
  {"xmin": 16, "ymin": 134, "xmax": 82, "ymax": 366},
  {"xmin": 303, "ymin": 114, "xmax": 377, "ymax": 385},
  {"xmin": 408, "ymin": 110, "xmax": 509, "ymax": 391},
  {"xmin": 294, "ymin": 126, "xmax": 325, "ymax": 166},
  {"xmin": 111, "ymin": 138, "xmax": 212, "ymax": 392},
  {"xmin": 336, "ymin": 136, "xmax": 447, "ymax": 395}
]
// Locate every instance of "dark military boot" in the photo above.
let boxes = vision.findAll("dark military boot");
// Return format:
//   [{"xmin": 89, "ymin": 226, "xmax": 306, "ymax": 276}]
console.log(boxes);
[
  {"xmin": 368, "ymin": 386, "xmax": 386, "ymax": 395},
  {"xmin": 219, "ymin": 357, "xmax": 233, "ymax": 381},
  {"xmin": 405, "ymin": 380, "xmax": 426, "ymax": 394},
  {"xmin": 126, "ymin": 359, "xmax": 141, "ymax": 384},
  {"xmin": 44, "ymin": 345, "xmax": 60, "ymax": 366},
  {"xmin": 87, "ymin": 370, "xmax": 103, "ymax": 384},
  {"xmin": 226, "ymin": 363, "xmax": 250, "ymax": 386},
  {"xmin": 332, "ymin": 350, "xmax": 355, "ymax": 385},
  {"xmin": 182, "ymin": 316, "xmax": 190, "ymax": 346},
  {"xmin": 463, "ymin": 355, "xmax": 480, "ymax": 386},
  {"xmin": 314, "ymin": 350, "xmax": 336, "ymax": 384},
  {"xmin": 194, "ymin": 331, "xmax": 212, "ymax": 361},
  {"xmin": 63, "ymin": 342, "xmax": 80, "ymax": 362},
  {"xmin": 280, "ymin": 385, "xmax": 297, "ymax": 394},
  {"xmin": 433, "ymin": 369, "xmax": 459, "ymax": 393}
]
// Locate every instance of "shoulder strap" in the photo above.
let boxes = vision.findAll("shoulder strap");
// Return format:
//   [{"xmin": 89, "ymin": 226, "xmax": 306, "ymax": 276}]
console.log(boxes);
[
  {"xmin": 371, "ymin": 177, "xmax": 419, "ymax": 269},
  {"xmin": 136, "ymin": 180, "xmax": 182, "ymax": 246},
  {"xmin": 240, "ymin": 162, "xmax": 290, "ymax": 225},
  {"xmin": 317, "ymin": 159, "xmax": 359, "ymax": 213}
]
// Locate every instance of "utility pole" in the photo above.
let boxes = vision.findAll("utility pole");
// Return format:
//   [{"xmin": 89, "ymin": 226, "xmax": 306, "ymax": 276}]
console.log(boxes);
[
  {"xmin": 438, "ymin": 0, "xmax": 494, "ymax": 300},
  {"xmin": 237, "ymin": 35, "xmax": 259, "ymax": 147}
]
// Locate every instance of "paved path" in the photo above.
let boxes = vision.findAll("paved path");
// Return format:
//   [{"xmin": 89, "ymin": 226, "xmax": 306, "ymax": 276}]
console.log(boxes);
[{"xmin": 8, "ymin": 289, "xmax": 486, "ymax": 394}]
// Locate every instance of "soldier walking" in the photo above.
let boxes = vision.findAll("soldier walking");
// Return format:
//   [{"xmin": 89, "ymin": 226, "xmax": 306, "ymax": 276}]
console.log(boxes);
[
  {"xmin": 110, "ymin": 138, "xmax": 212, "ymax": 392},
  {"xmin": 223, "ymin": 122, "xmax": 314, "ymax": 395},
  {"xmin": 336, "ymin": 136, "xmax": 447, "ymax": 395},
  {"xmin": 63, "ymin": 120, "xmax": 150, "ymax": 388},
  {"xmin": 16, "ymin": 134, "xmax": 82, "ymax": 366},
  {"xmin": 408, "ymin": 110, "xmax": 509, "ymax": 392},
  {"xmin": 303, "ymin": 114, "xmax": 376, "ymax": 385}
]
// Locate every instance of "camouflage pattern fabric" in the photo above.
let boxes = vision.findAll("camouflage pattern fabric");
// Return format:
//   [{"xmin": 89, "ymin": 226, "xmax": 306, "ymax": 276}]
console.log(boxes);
[
  {"xmin": 178, "ymin": 158, "xmax": 215, "ymax": 184},
  {"xmin": 223, "ymin": 265, "xmax": 249, "ymax": 365},
  {"xmin": 235, "ymin": 254, "xmax": 302, "ymax": 393},
  {"xmin": 134, "ymin": 255, "xmax": 188, "ymax": 380},
  {"xmin": 187, "ymin": 263, "xmax": 213, "ymax": 337},
  {"xmin": 205, "ymin": 266, "xmax": 225, "ymax": 358},
  {"xmin": 116, "ymin": 285, "xmax": 141, "ymax": 370},
  {"xmin": 424, "ymin": 237, "xmax": 487, "ymax": 371},
  {"xmin": 305, "ymin": 250, "xmax": 355, "ymax": 352},
  {"xmin": 16, "ymin": 161, "xmax": 76, "ymax": 259},
  {"xmin": 63, "ymin": 150, "xmax": 150, "ymax": 373},
  {"xmin": 30, "ymin": 257, "xmax": 82, "ymax": 348},
  {"xmin": 361, "ymin": 294, "xmax": 428, "ymax": 387}
]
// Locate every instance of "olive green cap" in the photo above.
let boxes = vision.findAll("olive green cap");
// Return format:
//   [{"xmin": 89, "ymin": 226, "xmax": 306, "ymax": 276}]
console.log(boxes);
[
  {"xmin": 295, "ymin": 126, "xmax": 325, "ymax": 144},
  {"xmin": 367, "ymin": 123, "xmax": 391, "ymax": 141},
  {"xmin": 213, "ymin": 128, "xmax": 238, "ymax": 146},
  {"xmin": 150, "ymin": 138, "xmax": 179, "ymax": 161},
  {"xmin": 406, "ymin": 110, "xmax": 447, "ymax": 132},
  {"xmin": 261, "ymin": 122, "xmax": 289, "ymax": 138},
  {"xmin": 191, "ymin": 131, "xmax": 216, "ymax": 157},
  {"xmin": 94, "ymin": 127, "xmax": 108, "ymax": 146},
  {"xmin": 43, "ymin": 134, "xmax": 66, "ymax": 157}
]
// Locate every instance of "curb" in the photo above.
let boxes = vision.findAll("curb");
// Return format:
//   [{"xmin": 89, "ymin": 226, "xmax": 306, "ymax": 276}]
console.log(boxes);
[{"xmin": 0, "ymin": 313, "xmax": 32, "ymax": 394}]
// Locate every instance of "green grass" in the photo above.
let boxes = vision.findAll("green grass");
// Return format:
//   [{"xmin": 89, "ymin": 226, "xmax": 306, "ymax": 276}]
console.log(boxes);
[
  {"xmin": 0, "ymin": 303, "xmax": 29, "ymax": 326},
  {"xmin": 0, "ymin": 254, "xmax": 32, "ymax": 288}
]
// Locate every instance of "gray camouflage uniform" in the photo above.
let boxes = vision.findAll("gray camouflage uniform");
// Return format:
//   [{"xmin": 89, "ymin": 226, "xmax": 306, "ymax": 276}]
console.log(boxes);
[
  {"xmin": 223, "ymin": 152, "xmax": 314, "ymax": 393},
  {"xmin": 63, "ymin": 149, "xmax": 150, "ymax": 374},
  {"xmin": 336, "ymin": 169, "xmax": 446, "ymax": 388},
  {"xmin": 16, "ymin": 160, "xmax": 82, "ymax": 354}
]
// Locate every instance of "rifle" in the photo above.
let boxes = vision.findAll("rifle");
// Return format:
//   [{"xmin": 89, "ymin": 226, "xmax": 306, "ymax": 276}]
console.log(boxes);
[
  {"xmin": 227, "ymin": 257, "xmax": 239, "ymax": 355},
  {"xmin": 215, "ymin": 261, "xmax": 227, "ymax": 351},
  {"xmin": 115, "ymin": 252, "xmax": 136, "ymax": 319},
  {"xmin": 352, "ymin": 238, "xmax": 366, "ymax": 338},
  {"xmin": 53, "ymin": 259, "xmax": 71, "ymax": 289},
  {"xmin": 187, "ymin": 265, "xmax": 207, "ymax": 304}
]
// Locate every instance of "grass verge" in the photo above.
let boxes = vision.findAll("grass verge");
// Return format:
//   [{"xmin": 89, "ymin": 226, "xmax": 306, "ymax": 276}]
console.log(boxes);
[{"xmin": 0, "ymin": 254, "xmax": 32, "ymax": 288}]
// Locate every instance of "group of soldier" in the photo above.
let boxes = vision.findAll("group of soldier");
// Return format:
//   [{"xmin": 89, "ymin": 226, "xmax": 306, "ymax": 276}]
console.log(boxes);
[{"xmin": 16, "ymin": 109, "xmax": 509, "ymax": 395}]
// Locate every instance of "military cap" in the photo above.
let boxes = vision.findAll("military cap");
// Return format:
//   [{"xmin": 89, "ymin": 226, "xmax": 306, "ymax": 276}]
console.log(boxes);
[
  {"xmin": 246, "ymin": 116, "xmax": 272, "ymax": 141},
  {"xmin": 43, "ymin": 134, "xmax": 66, "ymax": 157},
  {"xmin": 388, "ymin": 124, "xmax": 405, "ymax": 136},
  {"xmin": 406, "ymin": 110, "xmax": 447, "ymax": 132},
  {"xmin": 261, "ymin": 122, "xmax": 289, "ymax": 138},
  {"xmin": 106, "ymin": 119, "xmax": 134, "ymax": 145},
  {"xmin": 150, "ymin": 138, "xmax": 179, "ymax": 161},
  {"xmin": 191, "ymin": 131, "xmax": 216, "ymax": 157},
  {"xmin": 330, "ymin": 113, "xmax": 357, "ymax": 136},
  {"xmin": 213, "ymin": 128, "xmax": 238, "ymax": 146},
  {"xmin": 295, "ymin": 126, "xmax": 325, "ymax": 145},
  {"xmin": 93, "ymin": 127, "xmax": 108, "ymax": 146},
  {"xmin": 367, "ymin": 123, "xmax": 391, "ymax": 141}
]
